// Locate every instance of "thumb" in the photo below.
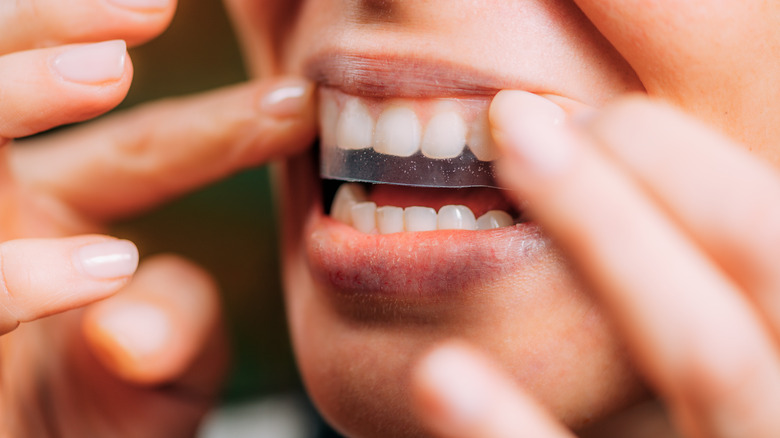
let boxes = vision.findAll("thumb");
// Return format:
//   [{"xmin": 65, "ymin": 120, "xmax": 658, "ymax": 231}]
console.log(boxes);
[{"xmin": 82, "ymin": 254, "xmax": 228, "ymax": 391}]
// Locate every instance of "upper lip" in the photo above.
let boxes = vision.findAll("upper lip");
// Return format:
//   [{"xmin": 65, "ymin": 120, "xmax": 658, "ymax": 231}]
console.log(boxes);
[{"xmin": 304, "ymin": 52, "xmax": 528, "ymax": 98}]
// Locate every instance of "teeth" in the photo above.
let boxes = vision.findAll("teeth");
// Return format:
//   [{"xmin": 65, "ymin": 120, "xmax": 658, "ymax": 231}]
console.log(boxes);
[
  {"xmin": 331, "ymin": 183, "xmax": 369, "ymax": 225},
  {"xmin": 476, "ymin": 210, "xmax": 513, "ymax": 230},
  {"xmin": 376, "ymin": 206, "xmax": 404, "ymax": 234},
  {"xmin": 319, "ymin": 96, "xmax": 339, "ymax": 147},
  {"xmin": 404, "ymin": 207, "xmax": 438, "ymax": 232},
  {"xmin": 336, "ymin": 98, "xmax": 374, "ymax": 150},
  {"xmin": 468, "ymin": 111, "xmax": 499, "ymax": 161},
  {"xmin": 374, "ymin": 106, "xmax": 422, "ymax": 157},
  {"xmin": 351, "ymin": 202, "xmax": 378, "ymax": 234},
  {"xmin": 437, "ymin": 205, "xmax": 477, "ymax": 230},
  {"xmin": 323, "ymin": 90, "xmax": 498, "ymax": 162},
  {"xmin": 330, "ymin": 184, "xmax": 516, "ymax": 233},
  {"xmin": 421, "ymin": 111, "xmax": 467, "ymax": 159}
]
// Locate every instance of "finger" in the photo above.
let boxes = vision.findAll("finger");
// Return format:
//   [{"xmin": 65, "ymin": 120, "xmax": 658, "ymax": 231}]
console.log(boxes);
[
  {"xmin": 571, "ymin": 0, "xmax": 780, "ymax": 149},
  {"xmin": 587, "ymin": 96, "xmax": 780, "ymax": 338},
  {"xmin": 0, "ymin": 0, "xmax": 176, "ymax": 54},
  {"xmin": 82, "ymin": 254, "xmax": 228, "ymax": 394},
  {"xmin": 0, "ymin": 41, "xmax": 132, "ymax": 140},
  {"xmin": 0, "ymin": 235, "xmax": 138, "ymax": 334},
  {"xmin": 413, "ymin": 342, "xmax": 574, "ymax": 438},
  {"xmin": 13, "ymin": 77, "xmax": 316, "ymax": 220},
  {"xmin": 490, "ymin": 91, "xmax": 780, "ymax": 437}
]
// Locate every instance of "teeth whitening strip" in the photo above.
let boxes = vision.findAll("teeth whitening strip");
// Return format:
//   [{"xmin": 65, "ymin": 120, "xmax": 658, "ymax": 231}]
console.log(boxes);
[
  {"xmin": 318, "ymin": 88, "xmax": 501, "ymax": 189},
  {"xmin": 320, "ymin": 146, "xmax": 497, "ymax": 188}
]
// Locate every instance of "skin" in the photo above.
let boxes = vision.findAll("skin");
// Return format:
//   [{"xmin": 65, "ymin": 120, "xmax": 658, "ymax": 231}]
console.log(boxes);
[
  {"xmin": 3, "ymin": 1, "xmax": 779, "ymax": 438},
  {"xmin": 223, "ymin": 0, "xmax": 780, "ymax": 437},
  {"xmin": 0, "ymin": 1, "xmax": 315, "ymax": 436}
]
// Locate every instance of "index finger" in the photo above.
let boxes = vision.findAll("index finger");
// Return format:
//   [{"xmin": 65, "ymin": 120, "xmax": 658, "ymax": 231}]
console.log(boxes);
[{"xmin": 12, "ymin": 77, "xmax": 316, "ymax": 221}]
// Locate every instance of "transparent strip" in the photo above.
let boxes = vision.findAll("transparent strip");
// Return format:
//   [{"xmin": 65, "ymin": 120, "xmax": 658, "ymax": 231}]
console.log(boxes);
[{"xmin": 320, "ymin": 142, "xmax": 499, "ymax": 188}]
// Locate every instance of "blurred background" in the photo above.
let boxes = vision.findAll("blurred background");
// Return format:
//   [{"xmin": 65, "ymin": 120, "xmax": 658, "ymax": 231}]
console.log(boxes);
[
  {"xmin": 107, "ymin": 0, "xmax": 332, "ymax": 436},
  {"xmin": 114, "ymin": 0, "xmax": 297, "ymax": 401}
]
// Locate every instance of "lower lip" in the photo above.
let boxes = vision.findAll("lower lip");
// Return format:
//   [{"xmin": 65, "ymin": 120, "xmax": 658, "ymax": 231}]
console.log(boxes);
[{"xmin": 305, "ymin": 209, "xmax": 549, "ymax": 301}]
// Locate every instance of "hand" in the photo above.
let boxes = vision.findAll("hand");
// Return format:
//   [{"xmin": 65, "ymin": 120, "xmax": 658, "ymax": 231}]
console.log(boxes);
[
  {"xmin": 413, "ymin": 94, "xmax": 780, "ymax": 438},
  {"xmin": 0, "ymin": 0, "xmax": 316, "ymax": 436},
  {"xmin": 410, "ymin": 1, "xmax": 780, "ymax": 437}
]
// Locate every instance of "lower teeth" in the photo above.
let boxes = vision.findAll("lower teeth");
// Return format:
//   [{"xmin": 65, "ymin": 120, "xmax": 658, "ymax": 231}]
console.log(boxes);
[{"xmin": 329, "ymin": 182, "xmax": 517, "ymax": 234}]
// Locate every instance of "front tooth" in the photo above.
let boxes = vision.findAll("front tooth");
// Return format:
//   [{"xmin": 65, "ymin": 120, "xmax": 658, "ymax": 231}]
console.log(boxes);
[
  {"xmin": 319, "ymin": 96, "xmax": 339, "ymax": 147},
  {"xmin": 476, "ymin": 210, "xmax": 513, "ymax": 230},
  {"xmin": 468, "ymin": 111, "xmax": 499, "ymax": 161},
  {"xmin": 331, "ymin": 183, "xmax": 368, "ymax": 225},
  {"xmin": 404, "ymin": 206, "xmax": 437, "ymax": 232},
  {"xmin": 374, "ymin": 106, "xmax": 421, "ymax": 157},
  {"xmin": 437, "ymin": 205, "xmax": 477, "ymax": 230},
  {"xmin": 376, "ymin": 206, "xmax": 404, "ymax": 234},
  {"xmin": 351, "ymin": 202, "xmax": 377, "ymax": 233},
  {"xmin": 421, "ymin": 111, "xmax": 467, "ymax": 159},
  {"xmin": 337, "ymin": 98, "xmax": 374, "ymax": 150}
]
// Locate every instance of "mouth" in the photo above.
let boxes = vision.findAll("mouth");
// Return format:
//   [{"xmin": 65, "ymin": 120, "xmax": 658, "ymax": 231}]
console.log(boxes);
[{"xmin": 301, "ymin": 53, "xmax": 553, "ymax": 308}]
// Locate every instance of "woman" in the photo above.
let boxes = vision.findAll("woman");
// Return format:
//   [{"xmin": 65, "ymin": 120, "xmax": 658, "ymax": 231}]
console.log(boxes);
[{"xmin": 2, "ymin": 0, "xmax": 779, "ymax": 437}]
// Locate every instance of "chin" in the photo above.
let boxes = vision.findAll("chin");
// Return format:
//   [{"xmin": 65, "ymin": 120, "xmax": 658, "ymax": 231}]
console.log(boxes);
[
  {"xmin": 276, "ymin": 145, "xmax": 646, "ymax": 437},
  {"xmin": 227, "ymin": 0, "xmax": 649, "ymax": 436}
]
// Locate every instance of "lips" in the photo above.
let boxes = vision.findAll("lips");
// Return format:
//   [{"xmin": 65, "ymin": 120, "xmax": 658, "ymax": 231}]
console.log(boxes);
[
  {"xmin": 307, "ymin": 217, "xmax": 548, "ymax": 301},
  {"xmin": 301, "ymin": 52, "xmax": 553, "ymax": 302}
]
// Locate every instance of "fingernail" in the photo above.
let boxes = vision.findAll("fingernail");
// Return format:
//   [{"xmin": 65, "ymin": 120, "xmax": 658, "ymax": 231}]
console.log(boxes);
[
  {"xmin": 420, "ymin": 346, "xmax": 489, "ymax": 424},
  {"xmin": 53, "ymin": 41, "xmax": 127, "ymax": 85},
  {"xmin": 107, "ymin": 0, "xmax": 169, "ymax": 10},
  {"xmin": 490, "ymin": 90, "xmax": 573, "ymax": 176},
  {"xmin": 259, "ymin": 78, "xmax": 314, "ymax": 118},
  {"xmin": 76, "ymin": 239, "xmax": 139, "ymax": 279},
  {"xmin": 96, "ymin": 302, "xmax": 171, "ymax": 362}
]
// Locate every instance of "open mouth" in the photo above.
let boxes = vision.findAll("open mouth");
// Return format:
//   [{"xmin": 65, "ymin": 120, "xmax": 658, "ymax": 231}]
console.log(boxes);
[
  {"xmin": 319, "ymin": 87, "xmax": 523, "ymax": 234},
  {"xmin": 302, "ymin": 90, "xmax": 549, "ymax": 303},
  {"xmin": 298, "ymin": 55, "xmax": 552, "ymax": 304}
]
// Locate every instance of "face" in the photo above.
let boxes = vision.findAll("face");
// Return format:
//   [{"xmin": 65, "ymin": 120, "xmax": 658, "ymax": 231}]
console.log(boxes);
[{"xmin": 223, "ymin": 1, "xmax": 779, "ymax": 437}]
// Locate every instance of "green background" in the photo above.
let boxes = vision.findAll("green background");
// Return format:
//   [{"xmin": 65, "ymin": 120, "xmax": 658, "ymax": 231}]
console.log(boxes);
[{"xmin": 112, "ymin": 0, "xmax": 300, "ymax": 402}]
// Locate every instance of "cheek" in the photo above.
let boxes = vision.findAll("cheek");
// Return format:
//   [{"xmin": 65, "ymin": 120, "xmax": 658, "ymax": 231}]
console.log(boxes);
[{"xmin": 285, "ymin": 255, "xmax": 647, "ymax": 437}]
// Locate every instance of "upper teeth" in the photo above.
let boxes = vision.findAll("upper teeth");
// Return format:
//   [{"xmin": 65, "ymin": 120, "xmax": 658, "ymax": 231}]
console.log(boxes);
[
  {"xmin": 320, "ymin": 88, "xmax": 498, "ymax": 161},
  {"xmin": 375, "ymin": 106, "xmax": 421, "ymax": 157},
  {"xmin": 336, "ymin": 99, "xmax": 374, "ymax": 150},
  {"xmin": 331, "ymin": 183, "xmax": 514, "ymax": 234},
  {"xmin": 422, "ymin": 111, "xmax": 468, "ymax": 159}
]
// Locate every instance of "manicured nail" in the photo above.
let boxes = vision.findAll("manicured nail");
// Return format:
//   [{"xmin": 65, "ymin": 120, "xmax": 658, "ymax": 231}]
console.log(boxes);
[
  {"xmin": 96, "ymin": 302, "xmax": 171, "ymax": 361},
  {"xmin": 76, "ymin": 239, "xmax": 139, "ymax": 279},
  {"xmin": 107, "ymin": 0, "xmax": 169, "ymax": 10},
  {"xmin": 53, "ymin": 41, "xmax": 127, "ymax": 85},
  {"xmin": 420, "ymin": 346, "xmax": 489, "ymax": 424},
  {"xmin": 490, "ymin": 90, "xmax": 573, "ymax": 176},
  {"xmin": 259, "ymin": 78, "xmax": 314, "ymax": 118}
]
